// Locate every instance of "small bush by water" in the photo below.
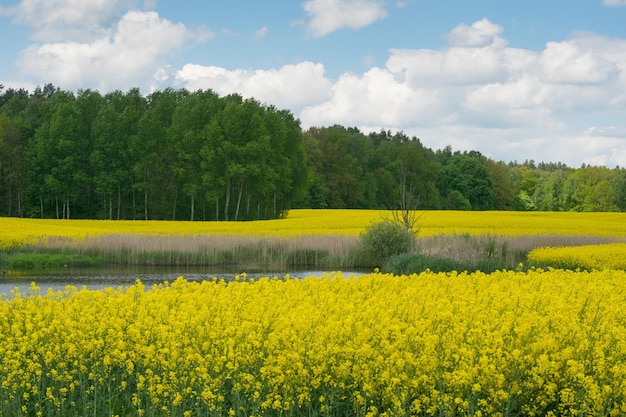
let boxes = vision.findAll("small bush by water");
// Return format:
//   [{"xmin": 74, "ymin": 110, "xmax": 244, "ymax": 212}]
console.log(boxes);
[{"xmin": 356, "ymin": 221, "xmax": 416, "ymax": 267}]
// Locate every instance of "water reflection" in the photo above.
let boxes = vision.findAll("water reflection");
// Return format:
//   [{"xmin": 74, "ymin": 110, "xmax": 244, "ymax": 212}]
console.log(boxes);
[{"xmin": 0, "ymin": 265, "xmax": 363, "ymax": 296}]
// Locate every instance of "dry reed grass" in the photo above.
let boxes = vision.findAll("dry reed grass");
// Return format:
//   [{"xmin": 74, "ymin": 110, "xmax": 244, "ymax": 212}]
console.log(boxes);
[
  {"xmin": 29, "ymin": 234, "xmax": 360, "ymax": 268},
  {"xmin": 415, "ymin": 234, "xmax": 626, "ymax": 263},
  {"xmin": 29, "ymin": 232, "xmax": 626, "ymax": 268},
  {"xmin": 37, "ymin": 233, "xmax": 358, "ymax": 254}
]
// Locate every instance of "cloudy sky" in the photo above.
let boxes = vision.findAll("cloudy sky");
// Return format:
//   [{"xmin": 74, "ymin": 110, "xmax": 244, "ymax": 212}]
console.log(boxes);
[{"xmin": 1, "ymin": 0, "xmax": 626, "ymax": 167}]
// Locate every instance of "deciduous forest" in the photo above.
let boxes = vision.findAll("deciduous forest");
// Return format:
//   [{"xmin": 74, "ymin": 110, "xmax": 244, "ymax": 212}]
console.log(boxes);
[{"xmin": 1, "ymin": 84, "xmax": 625, "ymax": 220}]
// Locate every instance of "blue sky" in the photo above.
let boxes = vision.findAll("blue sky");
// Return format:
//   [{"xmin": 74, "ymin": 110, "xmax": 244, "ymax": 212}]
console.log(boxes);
[{"xmin": 1, "ymin": 0, "xmax": 626, "ymax": 167}]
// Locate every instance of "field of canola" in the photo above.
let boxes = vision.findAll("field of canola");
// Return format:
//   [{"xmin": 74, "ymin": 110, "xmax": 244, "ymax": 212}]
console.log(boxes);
[
  {"xmin": 2, "ymin": 210, "xmax": 626, "ymax": 416},
  {"xmin": 3, "ymin": 270, "xmax": 626, "ymax": 417},
  {"xmin": 2, "ymin": 210, "xmax": 626, "ymax": 249},
  {"xmin": 528, "ymin": 243, "xmax": 626, "ymax": 271}
]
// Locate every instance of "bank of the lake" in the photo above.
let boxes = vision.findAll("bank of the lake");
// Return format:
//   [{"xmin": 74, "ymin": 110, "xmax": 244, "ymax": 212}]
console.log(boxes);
[{"xmin": 0, "ymin": 265, "xmax": 365, "ymax": 295}]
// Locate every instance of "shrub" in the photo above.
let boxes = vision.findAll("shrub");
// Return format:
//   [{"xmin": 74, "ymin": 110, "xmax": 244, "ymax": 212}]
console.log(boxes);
[{"xmin": 356, "ymin": 221, "xmax": 415, "ymax": 267}]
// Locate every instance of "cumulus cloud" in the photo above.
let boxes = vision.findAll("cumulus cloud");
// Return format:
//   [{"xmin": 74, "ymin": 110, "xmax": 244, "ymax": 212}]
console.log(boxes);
[
  {"xmin": 302, "ymin": 0, "xmax": 388, "ymax": 38},
  {"xmin": 175, "ymin": 62, "xmax": 333, "ymax": 113},
  {"xmin": 16, "ymin": 10, "xmax": 210, "ymax": 92},
  {"xmin": 300, "ymin": 67, "xmax": 442, "ymax": 127},
  {"xmin": 538, "ymin": 40, "xmax": 619, "ymax": 84},
  {"xmin": 0, "ymin": 0, "xmax": 140, "ymax": 42},
  {"xmin": 447, "ymin": 18, "xmax": 505, "ymax": 47}
]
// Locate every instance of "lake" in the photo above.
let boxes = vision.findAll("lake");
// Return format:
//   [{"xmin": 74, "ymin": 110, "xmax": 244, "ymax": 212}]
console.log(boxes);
[{"xmin": 0, "ymin": 265, "xmax": 364, "ymax": 297}]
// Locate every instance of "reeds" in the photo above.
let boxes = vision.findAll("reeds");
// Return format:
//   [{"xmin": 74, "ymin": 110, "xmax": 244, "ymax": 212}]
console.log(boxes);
[
  {"xmin": 24, "ymin": 234, "xmax": 360, "ymax": 269},
  {"xmin": 9, "ymin": 232, "xmax": 623, "ymax": 271},
  {"xmin": 413, "ymin": 233, "xmax": 624, "ymax": 264}
]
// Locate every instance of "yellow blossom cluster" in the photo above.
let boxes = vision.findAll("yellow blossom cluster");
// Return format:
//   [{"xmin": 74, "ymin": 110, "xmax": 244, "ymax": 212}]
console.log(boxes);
[
  {"xmin": 2, "ymin": 210, "xmax": 626, "ymax": 249},
  {"xmin": 528, "ymin": 243, "xmax": 626, "ymax": 271},
  {"xmin": 3, "ymin": 269, "xmax": 626, "ymax": 416}
]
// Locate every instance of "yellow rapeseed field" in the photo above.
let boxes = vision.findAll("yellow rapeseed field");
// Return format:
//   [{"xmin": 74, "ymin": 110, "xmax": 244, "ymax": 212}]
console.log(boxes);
[
  {"xmin": 528, "ymin": 243, "xmax": 626, "ymax": 270},
  {"xmin": 3, "ymin": 270, "xmax": 626, "ymax": 417},
  {"xmin": 2, "ymin": 210, "xmax": 626, "ymax": 249}
]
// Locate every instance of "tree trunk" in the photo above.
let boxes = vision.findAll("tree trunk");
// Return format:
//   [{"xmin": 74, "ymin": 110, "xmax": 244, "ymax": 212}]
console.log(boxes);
[
  {"xmin": 235, "ymin": 180, "xmax": 245, "ymax": 221},
  {"xmin": 190, "ymin": 194, "xmax": 195, "ymax": 221},
  {"xmin": 7, "ymin": 183, "xmax": 11, "ymax": 217},
  {"xmin": 17, "ymin": 190, "xmax": 22, "ymax": 217},
  {"xmin": 144, "ymin": 188, "xmax": 148, "ymax": 220},
  {"xmin": 224, "ymin": 177, "xmax": 231, "ymax": 221},
  {"xmin": 117, "ymin": 184, "xmax": 121, "ymax": 220},
  {"xmin": 172, "ymin": 195, "xmax": 177, "ymax": 220},
  {"xmin": 273, "ymin": 191, "xmax": 277, "ymax": 218}
]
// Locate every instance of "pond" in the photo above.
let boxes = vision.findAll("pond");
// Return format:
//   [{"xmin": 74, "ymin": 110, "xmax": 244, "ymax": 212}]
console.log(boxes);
[{"xmin": 0, "ymin": 265, "xmax": 364, "ymax": 297}]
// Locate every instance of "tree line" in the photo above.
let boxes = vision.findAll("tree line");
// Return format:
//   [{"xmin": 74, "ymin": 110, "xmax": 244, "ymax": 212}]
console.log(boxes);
[
  {"xmin": 1, "ymin": 84, "xmax": 625, "ymax": 220},
  {"xmin": 0, "ymin": 85, "xmax": 306, "ymax": 220},
  {"xmin": 298, "ymin": 126, "xmax": 626, "ymax": 212}
]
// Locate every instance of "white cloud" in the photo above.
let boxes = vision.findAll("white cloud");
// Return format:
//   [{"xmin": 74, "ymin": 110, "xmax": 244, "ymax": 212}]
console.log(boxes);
[
  {"xmin": 447, "ymin": 18, "xmax": 505, "ymax": 47},
  {"xmin": 175, "ymin": 62, "xmax": 333, "ymax": 113},
  {"xmin": 603, "ymin": 0, "xmax": 626, "ymax": 6},
  {"xmin": 538, "ymin": 40, "xmax": 619, "ymax": 84},
  {"xmin": 16, "ymin": 10, "xmax": 209, "ymax": 92},
  {"xmin": 302, "ymin": 0, "xmax": 388, "ymax": 38},
  {"xmin": 300, "ymin": 67, "xmax": 442, "ymax": 127},
  {"xmin": 1, "ymin": 0, "xmax": 140, "ymax": 42}
]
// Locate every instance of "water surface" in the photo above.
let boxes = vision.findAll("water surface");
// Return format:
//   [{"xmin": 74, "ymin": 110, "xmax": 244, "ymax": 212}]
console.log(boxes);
[{"xmin": 1, "ymin": 265, "xmax": 362, "ymax": 297}]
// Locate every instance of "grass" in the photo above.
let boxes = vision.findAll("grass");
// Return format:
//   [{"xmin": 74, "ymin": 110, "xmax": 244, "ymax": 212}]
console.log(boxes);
[{"xmin": 6, "ymin": 253, "xmax": 106, "ymax": 270}]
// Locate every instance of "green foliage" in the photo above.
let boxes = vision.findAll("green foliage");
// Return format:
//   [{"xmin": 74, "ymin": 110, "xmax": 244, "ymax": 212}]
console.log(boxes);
[
  {"xmin": 1, "ymin": 88, "xmax": 307, "ymax": 220},
  {"xmin": 6, "ymin": 253, "xmax": 106, "ymax": 269},
  {"xmin": 439, "ymin": 152, "xmax": 495, "ymax": 210},
  {"xmin": 2, "ymin": 86, "xmax": 626, "ymax": 219},
  {"xmin": 356, "ymin": 221, "xmax": 415, "ymax": 267},
  {"xmin": 514, "ymin": 191, "xmax": 537, "ymax": 211}
]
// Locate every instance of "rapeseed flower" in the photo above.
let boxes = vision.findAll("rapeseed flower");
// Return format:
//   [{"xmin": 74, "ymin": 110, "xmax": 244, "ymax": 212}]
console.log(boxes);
[
  {"xmin": 2, "ymin": 270, "xmax": 626, "ymax": 415},
  {"xmin": 528, "ymin": 243, "xmax": 626, "ymax": 270}
]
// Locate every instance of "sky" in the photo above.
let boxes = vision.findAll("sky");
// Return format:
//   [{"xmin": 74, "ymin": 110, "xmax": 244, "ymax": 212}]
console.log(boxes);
[{"xmin": 1, "ymin": 1, "xmax": 626, "ymax": 167}]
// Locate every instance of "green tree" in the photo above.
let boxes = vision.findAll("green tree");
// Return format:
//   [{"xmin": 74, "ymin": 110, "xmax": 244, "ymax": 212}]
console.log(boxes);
[
  {"xmin": 29, "ymin": 90, "xmax": 88, "ymax": 218},
  {"xmin": 302, "ymin": 125, "xmax": 367, "ymax": 208},
  {"xmin": 170, "ymin": 89, "xmax": 221, "ymax": 220},
  {"xmin": 438, "ymin": 152, "xmax": 494, "ymax": 210},
  {"xmin": 133, "ymin": 88, "xmax": 182, "ymax": 220},
  {"xmin": 0, "ymin": 115, "xmax": 26, "ymax": 216},
  {"xmin": 483, "ymin": 158, "xmax": 516, "ymax": 210},
  {"xmin": 613, "ymin": 167, "xmax": 626, "ymax": 212}
]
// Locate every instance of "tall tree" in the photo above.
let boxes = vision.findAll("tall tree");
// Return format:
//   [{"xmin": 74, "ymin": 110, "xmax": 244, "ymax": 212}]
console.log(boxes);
[
  {"xmin": 0, "ymin": 115, "xmax": 26, "ymax": 216},
  {"xmin": 170, "ymin": 89, "xmax": 220, "ymax": 220},
  {"xmin": 439, "ymin": 152, "xmax": 494, "ymax": 210}
]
